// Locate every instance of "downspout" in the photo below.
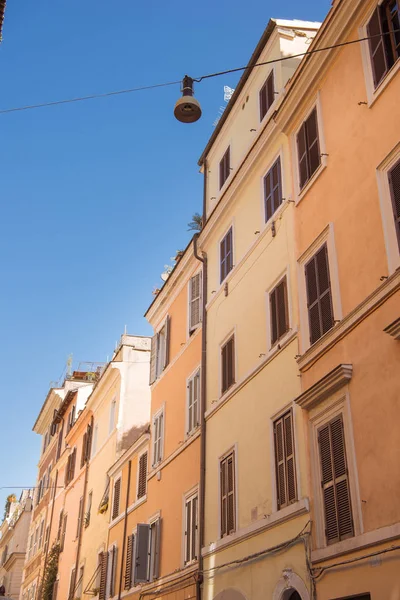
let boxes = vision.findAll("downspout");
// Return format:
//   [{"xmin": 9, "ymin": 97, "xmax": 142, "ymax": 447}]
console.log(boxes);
[
  {"xmin": 118, "ymin": 459, "xmax": 132, "ymax": 600},
  {"xmin": 71, "ymin": 416, "xmax": 93, "ymax": 598},
  {"xmin": 193, "ymin": 228, "xmax": 207, "ymax": 600}
]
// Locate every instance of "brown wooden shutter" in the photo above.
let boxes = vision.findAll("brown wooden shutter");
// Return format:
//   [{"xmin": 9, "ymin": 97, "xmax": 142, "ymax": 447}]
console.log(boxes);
[
  {"xmin": 219, "ymin": 147, "xmax": 231, "ymax": 189},
  {"xmin": 192, "ymin": 495, "xmax": 198, "ymax": 560},
  {"xmin": 220, "ymin": 452, "xmax": 235, "ymax": 537},
  {"xmin": 56, "ymin": 422, "xmax": 64, "ymax": 461},
  {"xmin": 297, "ymin": 122, "xmax": 308, "ymax": 189},
  {"xmin": 57, "ymin": 510, "xmax": 64, "ymax": 542},
  {"xmin": 81, "ymin": 433, "xmax": 87, "ymax": 468},
  {"xmin": 86, "ymin": 423, "xmax": 93, "ymax": 462},
  {"xmin": 318, "ymin": 416, "xmax": 353, "ymax": 545},
  {"xmin": 259, "ymin": 71, "xmax": 275, "ymax": 121},
  {"xmin": 164, "ymin": 315, "xmax": 171, "ymax": 368},
  {"xmin": 189, "ymin": 272, "xmax": 202, "ymax": 331},
  {"xmin": 270, "ymin": 278, "xmax": 288, "ymax": 345},
  {"xmin": 124, "ymin": 535, "xmax": 134, "ymax": 589},
  {"xmin": 306, "ymin": 108, "xmax": 320, "ymax": 178},
  {"xmin": 389, "ymin": 159, "xmax": 400, "ymax": 250},
  {"xmin": 264, "ymin": 157, "xmax": 282, "ymax": 222},
  {"xmin": 274, "ymin": 417, "xmax": 286, "ymax": 508},
  {"xmin": 112, "ymin": 478, "xmax": 121, "ymax": 520},
  {"xmin": 152, "ymin": 518, "xmax": 161, "ymax": 580},
  {"xmin": 274, "ymin": 410, "xmax": 297, "ymax": 510},
  {"xmin": 305, "ymin": 244, "xmax": 334, "ymax": 344},
  {"xmin": 60, "ymin": 514, "xmax": 67, "ymax": 551},
  {"xmin": 149, "ymin": 335, "xmax": 157, "ymax": 385},
  {"xmin": 76, "ymin": 497, "xmax": 83, "ymax": 538},
  {"xmin": 220, "ymin": 459, "xmax": 227, "ymax": 537},
  {"xmin": 99, "ymin": 551, "xmax": 108, "ymax": 600},
  {"xmin": 70, "ymin": 448, "xmax": 76, "ymax": 481},
  {"xmin": 367, "ymin": 7, "xmax": 388, "ymax": 87},
  {"xmin": 137, "ymin": 452, "xmax": 148, "ymax": 499},
  {"xmin": 108, "ymin": 546, "xmax": 117, "ymax": 597},
  {"xmin": 221, "ymin": 336, "xmax": 235, "ymax": 394},
  {"xmin": 185, "ymin": 498, "xmax": 192, "ymax": 564}
]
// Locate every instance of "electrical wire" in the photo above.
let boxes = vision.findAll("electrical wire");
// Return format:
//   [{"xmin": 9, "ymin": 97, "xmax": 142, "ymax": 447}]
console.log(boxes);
[
  {"xmin": 311, "ymin": 544, "xmax": 400, "ymax": 580},
  {"xmin": 0, "ymin": 29, "xmax": 398, "ymax": 115}
]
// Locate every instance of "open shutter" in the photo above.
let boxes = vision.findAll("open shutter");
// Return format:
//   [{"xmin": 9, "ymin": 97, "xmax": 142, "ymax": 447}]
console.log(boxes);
[
  {"xmin": 388, "ymin": 159, "xmax": 400, "ymax": 250},
  {"xmin": 56, "ymin": 422, "xmax": 64, "ymax": 460},
  {"xmin": 99, "ymin": 552, "xmax": 108, "ymax": 600},
  {"xmin": 76, "ymin": 497, "xmax": 83, "ymax": 538},
  {"xmin": 367, "ymin": 7, "xmax": 388, "ymax": 87},
  {"xmin": 274, "ymin": 417, "xmax": 286, "ymax": 509},
  {"xmin": 189, "ymin": 273, "xmax": 202, "ymax": 331},
  {"xmin": 305, "ymin": 108, "xmax": 320, "ymax": 178},
  {"xmin": 164, "ymin": 316, "xmax": 171, "ymax": 368},
  {"xmin": 134, "ymin": 524, "xmax": 150, "ymax": 584},
  {"xmin": 137, "ymin": 452, "xmax": 148, "ymax": 499},
  {"xmin": 81, "ymin": 433, "xmax": 87, "ymax": 468},
  {"xmin": 112, "ymin": 479, "xmax": 121, "ymax": 520},
  {"xmin": 60, "ymin": 514, "xmax": 67, "ymax": 551},
  {"xmin": 64, "ymin": 457, "xmax": 70, "ymax": 487},
  {"xmin": 57, "ymin": 510, "xmax": 63, "ymax": 542},
  {"xmin": 125, "ymin": 535, "xmax": 134, "ymax": 590},
  {"xmin": 226, "ymin": 454, "xmax": 235, "ymax": 534},
  {"xmin": 86, "ymin": 423, "xmax": 93, "ymax": 463},
  {"xmin": 193, "ymin": 372, "xmax": 200, "ymax": 429},
  {"xmin": 149, "ymin": 335, "xmax": 157, "ymax": 385},
  {"xmin": 108, "ymin": 546, "xmax": 117, "ymax": 598},
  {"xmin": 192, "ymin": 496, "xmax": 198, "ymax": 560},
  {"xmin": 284, "ymin": 411, "xmax": 296, "ymax": 504},
  {"xmin": 152, "ymin": 518, "xmax": 161, "ymax": 580},
  {"xmin": 297, "ymin": 122, "xmax": 308, "ymax": 189}
]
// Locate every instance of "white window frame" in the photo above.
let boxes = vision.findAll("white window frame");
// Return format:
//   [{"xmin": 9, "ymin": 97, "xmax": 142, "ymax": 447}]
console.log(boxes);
[
  {"xmin": 136, "ymin": 447, "xmax": 149, "ymax": 502},
  {"xmin": 186, "ymin": 367, "xmax": 201, "ymax": 438},
  {"xmin": 359, "ymin": 2, "xmax": 400, "ymax": 107},
  {"xmin": 188, "ymin": 269, "xmax": 203, "ymax": 336},
  {"xmin": 265, "ymin": 267, "xmax": 293, "ymax": 352},
  {"xmin": 182, "ymin": 488, "xmax": 199, "ymax": 566},
  {"xmin": 217, "ymin": 444, "xmax": 239, "ymax": 540},
  {"xmin": 219, "ymin": 328, "xmax": 237, "ymax": 398},
  {"xmin": 297, "ymin": 224, "xmax": 342, "ymax": 354},
  {"xmin": 109, "ymin": 397, "xmax": 117, "ymax": 434},
  {"xmin": 376, "ymin": 142, "xmax": 400, "ymax": 275},
  {"xmin": 218, "ymin": 222, "xmax": 235, "ymax": 286},
  {"xmin": 152, "ymin": 407, "xmax": 165, "ymax": 467},
  {"xmin": 258, "ymin": 64, "xmax": 278, "ymax": 125},
  {"xmin": 308, "ymin": 388, "xmax": 363, "ymax": 552},
  {"xmin": 292, "ymin": 93, "xmax": 327, "ymax": 203}
]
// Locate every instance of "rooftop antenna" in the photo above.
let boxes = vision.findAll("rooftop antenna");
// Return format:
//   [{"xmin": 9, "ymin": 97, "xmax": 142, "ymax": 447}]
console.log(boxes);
[{"xmin": 124, "ymin": 324, "xmax": 127, "ymax": 334}]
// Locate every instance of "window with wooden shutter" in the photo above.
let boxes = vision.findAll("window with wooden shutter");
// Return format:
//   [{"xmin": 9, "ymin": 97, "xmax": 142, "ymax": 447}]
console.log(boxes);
[
  {"xmin": 184, "ymin": 494, "xmax": 198, "ymax": 564},
  {"xmin": 189, "ymin": 272, "xmax": 202, "ymax": 333},
  {"xmin": 149, "ymin": 335, "xmax": 157, "ymax": 385},
  {"xmin": 60, "ymin": 514, "xmax": 67, "ymax": 552},
  {"xmin": 389, "ymin": 158, "xmax": 400, "ymax": 251},
  {"xmin": 220, "ymin": 451, "xmax": 235, "ymax": 537},
  {"xmin": 149, "ymin": 518, "xmax": 161, "ymax": 581},
  {"xmin": 305, "ymin": 244, "xmax": 334, "ymax": 344},
  {"xmin": 367, "ymin": 1, "xmax": 400, "ymax": 88},
  {"xmin": 220, "ymin": 227, "xmax": 233, "ymax": 283},
  {"xmin": 187, "ymin": 370, "xmax": 200, "ymax": 435},
  {"xmin": 81, "ymin": 433, "xmax": 88, "ymax": 468},
  {"xmin": 134, "ymin": 524, "xmax": 150, "ymax": 584},
  {"xmin": 152, "ymin": 410, "xmax": 164, "ymax": 466},
  {"xmin": 56, "ymin": 421, "xmax": 64, "ymax": 461},
  {"xmin": 112, "ymin": 478, "xmax": 121, "ymax": 520},
  {"xmin": 221, "ymin": 336, "xmax": 235, "ymax": 395},
  {"xmin": 264, "ymin": 156, "xmax": 282, "ymax": 223},
  {"xmin": 318, "ymin": 415, "xmax": 354, "ymax": 545},
  {"xmin": 219, "ymin": 146, "xmax": 231, "ymax": 189},
  {"xmin": 107, "ymin": 545, "xmax": 117, "ymax": 598},
  {"xmin": 154, "ymin": 317, "xmax": 171, "ymax": 380},
  {"xmin": 76, "ymin": 496, "xmax": 83, "ymax": 538},
  {"xmin": 273, "ymin": 410, "xmax": 297, "ymax": 510},
  {"xmin": 297, "ymin": 107, "xmax": 321, "ymax": 190},
  {"xmin": 38, "ymin": 519, "xmax": 44, "ymax": 549},
  {"xmin": 137, "ymin": 452, "xmax": 148, "ymax": 499},
  {"xmin": 124, "ymin": 534, "xmax": 134, "ymax": 590},
  {"xmin": 99, "ymin": 551, "xmax": 108, "ymax": 600},
  {"xmin": 270, "ymin": 277, "xmax": 289, "ymax": 346},
  {"xmin": 68, "ymin": 568, "xmax": 76, "ymax": 600},
  {"xmin": 259, "ymin": 70, "xmax": 275, "ymax": 121}
]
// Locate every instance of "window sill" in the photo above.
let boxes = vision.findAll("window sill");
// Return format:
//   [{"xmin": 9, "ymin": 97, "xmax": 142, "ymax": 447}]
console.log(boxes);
[
  {"xmin": 296, "ymin": 161, "xmax": 327, "ymax": 205},
  {"xmin": 185, "ymin": 425, "xmax": 200, "ymax": 442},
  {"xmin": 127, "ymin": 495, "xmax": 147, "ymax": 515},
  {"xmin": 368, "ymin": 59, "xmax": 400, "ymax": 108}
]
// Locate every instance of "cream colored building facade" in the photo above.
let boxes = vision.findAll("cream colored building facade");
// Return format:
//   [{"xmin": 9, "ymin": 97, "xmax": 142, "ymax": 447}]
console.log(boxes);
[{"xmin": 197, "ymin": 19, "xmax": 321, "ymax": 600}]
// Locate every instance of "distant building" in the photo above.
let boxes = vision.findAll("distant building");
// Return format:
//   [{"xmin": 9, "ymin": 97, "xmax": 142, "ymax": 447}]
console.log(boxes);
[
  {"xmin": 0, "ymin": 0, "xmax": 6, "ymax": 39},
  {"xmin": 0, "ymin": 491, "xmax": 32, "ymax": 599}
]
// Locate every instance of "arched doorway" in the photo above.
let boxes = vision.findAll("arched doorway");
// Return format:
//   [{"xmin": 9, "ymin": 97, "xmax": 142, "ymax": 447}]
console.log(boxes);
[{"xmin": 272, "ymin": 571, "xmax": 310, "ymax": 600}]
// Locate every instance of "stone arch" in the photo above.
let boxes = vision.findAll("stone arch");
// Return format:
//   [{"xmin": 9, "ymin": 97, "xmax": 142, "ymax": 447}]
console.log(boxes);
[
  {"xmin": 272, "ymin": 570, "xmax": 311, "ymax": 600},
  {"xmin": 213, "ymin": 588, "xmax": 248, "ymax": 600}
]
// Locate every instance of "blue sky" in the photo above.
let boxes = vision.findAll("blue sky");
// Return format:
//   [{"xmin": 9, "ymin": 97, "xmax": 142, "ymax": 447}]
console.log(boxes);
[{"xmin": 0, "ymin": 0, "xmax": 330, "ymax": 510}]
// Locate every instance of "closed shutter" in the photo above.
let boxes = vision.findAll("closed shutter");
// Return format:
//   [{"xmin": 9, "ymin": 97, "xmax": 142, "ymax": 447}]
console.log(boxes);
[
  {"xmin": 221, "ymin": 337, "xmax": 235, "ymax": 394},
  {"xmin": 64, "ymin": 457, "xmax": 70, "ymax": 487},
  {"xmin": 164, "ymin": 315, "xmax": 171, "ymax": 368},
  {"xmin": 318, "ymin": 416, "xmax": 354, "ymax": 545},
  {"xmin": 56, "ymin": 422, "xmax": 64, "ymax": 461},
  {"xmin": 189, "ymin": 272, "xmax": 202, "ymax": 331},
  {"xmin": 219, "ymin": 147, "xmax": 230, "ymax": 189},
  {"xmin": 220, "ymin": 228, "xmax": 233, "ymax": 283},
  {"xmin": 81, "ymin": 433, "xmax": 87, "ymax": 468},
  {"xmin": 305, "ymin": 244, "xmax": 334, "ymax": 344},
  {"xmin": 76, "ymin": 496, "xmax": 83, "ymax": 538},
  {"xmin": 134, "ymin": 524, "xmax": 150, "ymax": 584},
  {"xmin": 270, "ymin": 277, "xmax": 288, "ymax": 345},
  {"xmin": 192, "ymin": 495, "xmax": 198, "ymax": 560},
  {"xmin": 112, "ymin": 479, "xmax": 121, "ymax": 520},
  {"xmin": 137, "ymin": 452, "xmax": 148, "ymax": 499},
  {"xmin": 297, "ymin": 122, "xmax": 308, "ymax": 189},
  {"xmin": 274, "ymin": 410, "xmax": 297, "ymax": 510},
  {"xmin": 220, "ymin": 452, "xmax": 235, "ymax": 537},
  {"xmin": 149, "ymin": 335, "xmax": 157, "ymax": 385},
  {"xmin": 99, "ymin": 552, "xmax": 108, "ymax": 600},
  {"xmin": 264, "ymin": 157, "xmax": 282, "ymax": 222},
  {"xmin": 367, "ymin": 7, "xmax": 388, "ymax": 87},
  {"xmin": 297, "ymin": 108, "xmax": 320, "ymax": 189},
  {"xmin": 388, "ymin": 159, "xmax": 400, "ymax": 250},
  {"xmin": 124, "ymin": 534, "xmax": 134, "ymax": 590},
  {"xmin": 50, "ymin": 411, "xmax": 58, "ymax": 437},
  {"xmin": 259, "ymin": 70, "xmax": 274, "ymax": 121}
]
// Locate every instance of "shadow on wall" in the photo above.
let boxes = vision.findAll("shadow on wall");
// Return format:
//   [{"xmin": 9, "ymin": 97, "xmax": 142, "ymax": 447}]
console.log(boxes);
[{"xmin": 117, "ymin": 424, "xmax": 150, "ymax": 454}]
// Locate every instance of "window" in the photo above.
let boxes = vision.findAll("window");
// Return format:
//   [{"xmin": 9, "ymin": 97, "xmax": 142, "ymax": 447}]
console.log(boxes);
[
  {"xmin": 56, "ymin": 421, "xmax": 64, "ymax": 461},
  {"xmin": 60, "ymin": 513, "xmax": 67, "ymax": 552},
  {"xmin": 33, "ymin": 525, "xmax": 39, "ymax": 556},
  {"xmin": 388, "ymin": 158, "xmax": 400, "ymax": 250},
  {"xmin": 106, "ymin": 546, "xmax": 117, "ymax": 599},
  {"xmin": 38, "ymin": 519, "xmax": 44, "ymax": 549},
  {"xmin": 152, "ymin": 410, "xmax": 164, "ymax": 467},
  {"xmin": 219, "ymin": 146, "xmax": 231, "ymax": 189},
  {"xmin": 318, "ymin": 415, "xmax": 354, "ymax": 545},
  {"xmin": 220, "ymin": 451, "xmax": 236, "ymax": 537},
  {"xmin": 273, "ymin": 410, "xmax": 297, "ymax": 510},
  {"xmin": 137, "ymin": 452, "xmax": 148, "ymax": 500},
  {"xmin": 259, "ymin": 70, "xmax": 275, "ymax": 121},
  {"xmin": 305, "ymin": 243, "xmax": 334, "ymax": 344},
  {"xmin": 132, "ymin": 519, "xmax": 161, "ymax": 584},
  {"xmin": 112, "ymin": 477, "xmax": 121, "ymax": 520},
  {"xmin": 28, "ymin": 535, "xmax": 33, "ymax": 560},
  {"xmin": 92, "ymin": 424, "xmax": 98, "ymax": 458},
  {"xmin": 124, "ymin": 533, "xmax": 135, "ymax": 590},
  {"xmin": 264, "ymin": 157, "xmax": 282, "ymax": 222},
  {"xmin": 297, "ymin": 107, "xmax": 321, "ymax": 190},
  {"xmin": 68, "ymin": 568, "xmax": 76, "ymax": 600},
  {"xmin": 76, "ymin": 496, "xmax": 83, "ymax": 538},
  {"xmin": 76, "ymin": 565, "xmax": 84, "ymax": 598},
  {"xmin": 109, "ymin": 398, "xmax": 116, "ymax": 434},
  {"xmin": 184, "ymin": 493, "xmax": 198, "ymax": 564},
  {"xmin": 44, "ymin": 526, "xmax": 50, "ymax": 553},
  {"xmin": 67, "ymin": 405, "xmax": 76, "ymax": 434},
  {"xmin": 221, "ymin": 335, "xmax": 235, "ymax": 394},
  {"xmin": 149, "ymin": 317, "xmax": 171, "ymax": 384},
  {"xmin": 187, "ymin": 370, "xmax": 200, "ymax": 435},
  {"xmin": 220, "ymin": 227, "xmax": 233, "ymax": 283},
  {"xmin": 65, "ymin": 448, "xmax": 77, "ymax": 486},
  {"xmin": 86, "ymin": 491, "xmax": 93, "ymax": 527},
  {"xmin": 99, "ymin": 552, "xmax": 108, "ymax": 600},
  {"xmin": 189, "ymin": 272, "xmax": 202, "ymax": 333},
  {"xmin": 367, "ymin": 0, "xmax": 400, "ymax": 88},
  {"xmin": 270, "ymin": 277, "xmax": 289, "ymax": 346}
]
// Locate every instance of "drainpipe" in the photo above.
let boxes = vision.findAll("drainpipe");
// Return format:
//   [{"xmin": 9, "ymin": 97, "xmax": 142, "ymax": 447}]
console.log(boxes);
[
  {"xmin": 193, "ymin": 229, "xmax": 207, "ymax": 600},
  {"xmin": 71, "ymin": 416, "xmax": 93, "ymax": 598},
  {"xmin": 118, "ymin": 459, "xmax": 132, "ymax": 600}
]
